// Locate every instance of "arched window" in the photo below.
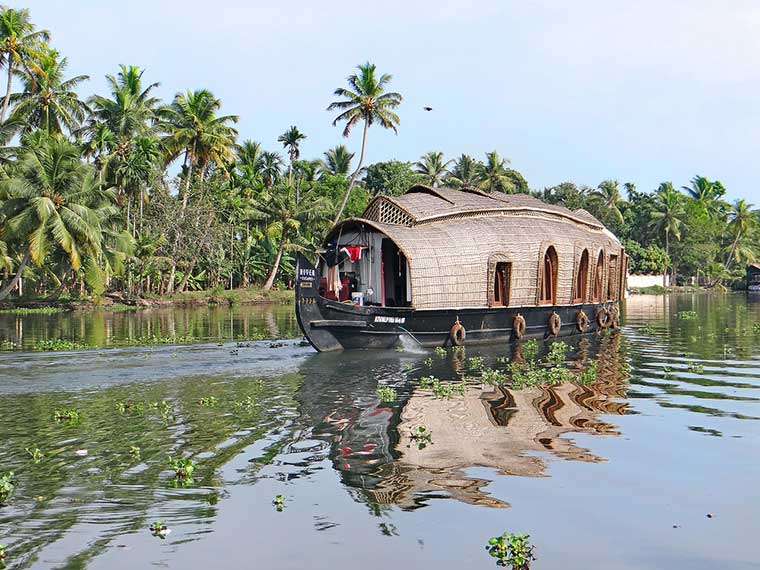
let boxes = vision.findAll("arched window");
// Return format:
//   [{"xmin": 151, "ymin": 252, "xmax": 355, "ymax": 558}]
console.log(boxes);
[
  {"xmin": 539, "ymin": 246, "xmax": 558, "ymax": 305},
  {"xmin": 574, "ymin": 249, "xmax": 589, "ymax": 303},
  {"xmin": 593, "ymin": 250, "xmax": 605, "ymax": 301}
]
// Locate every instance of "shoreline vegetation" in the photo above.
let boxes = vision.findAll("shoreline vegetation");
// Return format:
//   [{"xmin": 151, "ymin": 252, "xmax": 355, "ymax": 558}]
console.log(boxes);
[{"xmin": 0, "ymin": 6, "xmax": 757, "ymax": 312}]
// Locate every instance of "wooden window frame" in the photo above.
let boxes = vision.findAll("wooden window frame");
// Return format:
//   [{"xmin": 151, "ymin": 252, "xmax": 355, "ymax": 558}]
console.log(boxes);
[
  {"xmin": 492, "ymin": 262, "xmax": 511, "ymax": 307},
  {"xmin": 608, "ymin": 254, "xmax": 619, "ymax": 301},
  {"xmin": 593, "ymin": 250, "xmax": 605, "ymax": 302},
  {"xmin": 573, "ymin": 249, "xmax": 590, "ymax": 303},
  {"xmin": 539, "ymin": 246, "xmax": 558, "ymax": 305}
]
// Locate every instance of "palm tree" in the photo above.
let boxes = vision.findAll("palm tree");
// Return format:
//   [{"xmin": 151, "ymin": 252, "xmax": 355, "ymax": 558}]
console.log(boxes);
[
  {"xmin": 320, "ymin": 144, "xmax": 354, "ymax": 177},
  {"xmin": 446, "ymin": 154, "xmax": 480, "ymax": 188},
  {"xmin": 157, "ymin": 89, "xmax": 239, "ymax": 212},
  {"xmin": 0, "ymin": 6, "xmax": 50, "ymax": 122},
  {"xmin": 259, "ymin": 182, "xmax": 331, "ymax": 290},
  {"xmin": 327, "ymin": 62, "xmax": 402, "ymax": 224},
  {"xmin": 725, "ymin": 199, "xmax": 757, "ymax": 270},
  {"xmin": 623, "ymin": 182, "xmax": 637, "ymax": 200},
  {"xmin": 476, "ymin": 151, "xmax": 513, "ymax": 193},
  {"xmin": 413, "ymin": 151, "xmax": 452, "ymax": 188},
  {"xmin": 649, "ymin": 182, "xmax": 684, "ymax": 286},
  {"xmin": 8, "ymin": 48, "xmax": 89, "ymax": 135},
  {"xmin": 683, "ymin": 175, "xmax": 725, "ymax": 220},
  {"xmin": 590, "ymin": 180, "xmax": 625, "ymax": 224},
  {"xmin": 236, "ymin": 140, "xmax": 262, "ymax": 172},
  {"xmin": 0, "ymin": 133, "xmax": 111, "ymax": 300},
  {"xmin": 259, "ymin": 151, "xmax": 283, "ymax": 189},
  {"xmin": 278, "ymin": 125, "xmax": 306, "ymax": 186}
]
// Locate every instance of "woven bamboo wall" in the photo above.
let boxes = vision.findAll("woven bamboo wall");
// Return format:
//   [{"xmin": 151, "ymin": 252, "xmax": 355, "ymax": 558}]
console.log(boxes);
[{"xmin": 330, "ymin": 186, "xmax": 623, "ymax": 310}]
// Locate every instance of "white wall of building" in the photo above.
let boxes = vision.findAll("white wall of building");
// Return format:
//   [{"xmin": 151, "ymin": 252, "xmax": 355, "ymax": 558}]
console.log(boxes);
[{"xmin": 627, "ymin": 273, "xmax": 669, "ymax": 289}]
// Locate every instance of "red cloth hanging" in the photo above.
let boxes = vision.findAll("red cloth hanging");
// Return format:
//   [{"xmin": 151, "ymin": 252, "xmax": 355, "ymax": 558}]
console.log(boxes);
[{"xmin": 340, "ymin": 246, "xmax": 362, "ymax": 262}]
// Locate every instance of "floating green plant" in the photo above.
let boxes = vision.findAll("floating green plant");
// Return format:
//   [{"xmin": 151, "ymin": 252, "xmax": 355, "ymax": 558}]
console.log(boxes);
[
  {"xmin": 580, "ymin": 361, "xmax": 599, "ymax": 385},
  {"xmin": 467, "ymin": 356, "xmax": 485, "ymax": 371},
  {"xmin": 25, "ymin": 447, "xmax": 44, "ymax": 463},
  {"xmin": 273, "ymin": 494, "xmax": 285, "ymax": 511},
  {"xmin": 431, "ymin": 380, "xmax": 453, "ymax": 399},
  {"xmin": 129, "ymin": 446, "xmax": 141, "ymax": 458},
  {"xmin": 481, "ymin": 368, "xmax": 508, "ymax": 386},
  {"xmin": 149, "ymin": 521, "xmax": 170, "ymax": 538},
  {"xmin": 496, "ymin": 356, "xmax": 509, "ymax": 364},
  {"xmin": 0, "ymin": 472, "xmax": 15, "ymax": 504},
  {"xmin": 485, "ymin": 532, "xmax": 535, "ymax": 569},
  {"xmin": 0, "ymin": 340, "xmax": 18, "ymax": 351},
  {"xmin": 376, "ymin": 386, "xmax": 397, "ymax": 403},
  {"xmin": 677, "ymin": 310, "xmax": 698, "ymax": 320},
  {"xmin": 403, "ymin": 363, "xmax": 414, "ymax": 372},
  {"xmin": 54, "ymin": 409, "xmax": 81, "ymax": 424},
  {"xmin": 116, "ymin": 401, "xmax": 144, "ymax": 414},
  {"xmin": 687, "ymin": 362, "xmax": 705, "ymax": 374},
  {"xmin": 34, "ymin": 339, "xmax": 90, "ymax": 351},
  {"xmin": 639, "ymin": 324, "xmax": 656, "ymax": 335},
  {"xmin": 167, "ymin": 456, "xmax": 196, "ymax": 480},
  {"xmin": 0, "ymin": 543, "xmax": 6, "ymax": 562},
  {"xmin": 197, "ymin": 396, "xmax": 219, "ymax": 407},
  {"xmin": 419, "ymin": 375, "xmax": 437, "ymax": 388},
  {"xmin": 424, "ymin": 357, "xmax": 434, "ymax": 368},
  {"xmin": 521, "ymin": 339, "xmax": 539, "ymax": 362},
  {"xmin": 0, "ymin": 307, "xmax": 66, "ymax": 315},
  {"xmin": 753, "ymin": 322, "xmax": 760, "ymax": 334},
  {"xmin": 434, "ymin": 346, "xmax": 448, "ymax": 357},
  {"xmin": 234, "ymin": 396, "xmax": 256, "ymax": 409},
  {"xmin": 409, "ymin": 426, "xmax": 433, "ymax": 449}
]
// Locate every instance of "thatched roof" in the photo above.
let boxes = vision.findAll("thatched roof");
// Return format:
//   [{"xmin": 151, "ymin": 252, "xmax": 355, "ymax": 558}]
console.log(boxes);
[
  {"xmin": 330, "ymin": 186, "xmax": 623, "ymax": 309},
  {"xmin": 362, "ymin": 185, "xmax": 606, "ymax": 229}
]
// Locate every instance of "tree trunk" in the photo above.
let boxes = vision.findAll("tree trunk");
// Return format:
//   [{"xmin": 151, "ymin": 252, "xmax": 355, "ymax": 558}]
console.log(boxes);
[
  {"xmin": 332, "ymin": 118, "xmax": 369, "ymax": 225},
  {"xmin": 175, "ymin": 255, "xmax": 198, "ymax": 294},
  {"xmin": 181, "ymin": 151, "xmax": 194, "ymax": 214},
  {"xmin": 166, "ymin": 263, "xmax": 176, "ymax": 294},
  {"xmin": 664, "ymin": 231, "xmax": 669, "ymax": 288},
  {"xmin": 1, "ymin": 63, "xmax": 13, "ymax": 123},
  {"xmin": 0, "ymin": 249, "xmax": 31, "ymax": 301},
  {"xmin": 263, "ymin": 229, "xmax": 287, "ymax": 291}
]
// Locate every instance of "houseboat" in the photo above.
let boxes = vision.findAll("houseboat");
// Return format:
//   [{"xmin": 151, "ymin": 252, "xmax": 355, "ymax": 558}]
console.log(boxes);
[{"xmin": 295, "ymin": 185, "xmax": 626, "ymax": 351}]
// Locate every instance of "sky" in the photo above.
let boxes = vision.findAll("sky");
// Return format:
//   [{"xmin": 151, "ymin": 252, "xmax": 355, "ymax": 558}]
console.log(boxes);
[{"xmin": 22, "ymin": 0, "xmax": 760, "ymax": 202}]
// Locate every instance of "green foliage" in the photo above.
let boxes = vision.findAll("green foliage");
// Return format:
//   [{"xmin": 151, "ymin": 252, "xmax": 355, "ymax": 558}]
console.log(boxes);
[
  {"xmin": 753, "ymin": 323, "xmax": 760, "ymax": 334},
  {"xmin": 639, "ymin": 324, "xmax": 657, "ymax": 335},
  {"xmin": 409, "ymin": 426, "xmax": 433, "ymax": 449},
  {"xmin": 485, "ymin": 532, "xmax": 535, "ymax": 569},
  {"xmin": 623, "ymin": 239, "xmax": 670, "ymax": 274},
  {"xmin": 580, "ymin": 361, "xmax": 600, "ymax": 385},
  {"xmin": 0, "ymin": 307, "xmax": 66, "ymax": 314},
  {"xmin": 0, "ymin": 472, "xmax": 15, "ymax": 504},
  {"xmin": 273, "ymin": 494, "xmax": 285, "ymax": 511},
  {"xmin": 0, "ymin": 543, "xmax": 6, "ymax": 560},
  {"xmin": 33, "ymin": 339, "xmax": 90, "ymax": 351},
  {"xmin": 149, "ymin": 521, "xmax": 170, "ymax": 538},
  {"xmin": 25, "ymin": 447, "xmax": 44, "ymax": 462},
  {"xmin": 167, "ymin": 456, "xmax": 196, "ymax": 480},
  {"xmin": 54, "ymin": 408, "xmax": 81, "ymax": 424},
  {"xmin": 677, "ymin": 311, "xmax": 698, "ymax": 320},
  {"xmin": 481, "ymin": 367, "xmax": 508, "ymax": 386},
  {"xmin": 466, "ymin": 356, "xmax": 485, "ymax": 371},
  {"xmin": 521, "ymin": 339, "xmax": 539, "ymax": 363},
  {"xmin": 376, "ymin": 386, "xmax": 397, "ymax": 403},
  {"xmin": 687, "ymin": 362, "xmax": 705, "ymax": 374},
  {"xmin": 434, "ymin": 346, "xmax": 447, "ymax": 357},
  {"xmin": 197, "ymin": 396, "xmax": 219, "ymax": 407},
  {"xmin": 363, "ymin": 160, "xmax": 421, "ymax": 196}
]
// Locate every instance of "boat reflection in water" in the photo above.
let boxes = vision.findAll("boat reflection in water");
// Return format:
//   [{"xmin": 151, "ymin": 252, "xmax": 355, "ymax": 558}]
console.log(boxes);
[{"xmin": 295, "ymin": 332, "xmax": 630, "ymax": 510}]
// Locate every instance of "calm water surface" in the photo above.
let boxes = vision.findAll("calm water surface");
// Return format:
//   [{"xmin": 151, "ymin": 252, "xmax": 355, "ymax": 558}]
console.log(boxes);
[{"xmin": 0, "ymin": 294, "xmax": 759, "ymax": 569}]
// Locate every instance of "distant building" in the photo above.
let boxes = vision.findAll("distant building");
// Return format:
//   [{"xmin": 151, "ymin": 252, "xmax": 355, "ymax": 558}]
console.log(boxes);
[{"xmin": 748, "ymin": 264, "xmax": 760, "ymax": 291}]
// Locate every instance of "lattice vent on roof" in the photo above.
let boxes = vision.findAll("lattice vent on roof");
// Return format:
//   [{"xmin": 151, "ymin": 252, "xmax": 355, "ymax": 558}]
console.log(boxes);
[{"xmin": 363, "ymin": 198, "xmax": 414, "ymax": 226}]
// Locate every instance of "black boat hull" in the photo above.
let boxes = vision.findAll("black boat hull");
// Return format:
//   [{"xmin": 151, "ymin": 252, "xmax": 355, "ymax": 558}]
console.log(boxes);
[{"xmin": 296, "ymin": 254, "xmax": 620, "ymax": 352}]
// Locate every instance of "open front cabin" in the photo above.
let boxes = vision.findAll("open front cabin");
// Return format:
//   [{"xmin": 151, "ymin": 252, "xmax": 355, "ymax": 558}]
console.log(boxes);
[
  {"xmin": 296, "ymin": 185, "xmax": 625, "ymax": 351},
  {"xmin": 748, "ymin": 264, "xmax": 760, "ymax": 291}
]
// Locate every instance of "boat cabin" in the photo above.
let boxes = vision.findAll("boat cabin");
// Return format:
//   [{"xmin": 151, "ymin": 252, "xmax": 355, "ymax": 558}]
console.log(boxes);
[{"xmin": 315, "ymin": 185, "xmax": 626, "ymax": 310}]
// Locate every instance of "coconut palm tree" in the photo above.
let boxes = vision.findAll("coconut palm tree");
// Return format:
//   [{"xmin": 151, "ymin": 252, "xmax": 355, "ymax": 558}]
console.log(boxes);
[
  {"xmin": 327, "ymin": 62, "xmax": 402, "ymax": 224},
  {"xmin": 259, "ymin": 151, "xmax": 283, "ymax": 189},
  {"xmin": 0, "ymin": 133, "xmax": 112, "ymax": 300},
  {"xmin": 320, "ymin": 144, "xmax": 354, "ymax": 177},
  {"xmin": 590, "ymin": 180, "xmax": 625, "ymax": 224},
  {"xmin": 683, "ymin": 175, "xmax": 725, "ymax": 220},
  {"xmin": 259, "ymin": 182, "xmax": 331, "ymax": 290},
  {"xmin": 725, "ymin": 199, "xmax": 757, "ymax": 270},
  {"xmin": 446, "ymin": 154, "xmax": 480, "ymax": 188},
  {"xmin": 7, "ymin": 48, "xmax": 89, "ymax": 135},
  {"xmin": 649, "ymin": 182, "xmax": 683, "ymax": 286},
  {"xmin": 413, "ymin": 151, "xmax": 452, "ymax": 188},
  {"xmin": 476, "ymin": 151, "xmax": 513, "ymax": 193},
  {"xmin": 0, "ymin": 6, "xmax": 50, "ymax": 122},
  {"xmin": 157, "ymin": 89, "xmax": 239, "ymax": 212},
  {"xmin": 278, "ymin": 125, "xmax": 306, "ymax": 186}
]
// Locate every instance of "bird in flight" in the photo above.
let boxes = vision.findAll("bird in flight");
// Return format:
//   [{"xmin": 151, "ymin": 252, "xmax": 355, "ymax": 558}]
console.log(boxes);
[{"xmin": 423, "ymin": 106, "xmax": 433, "ymax": 111}]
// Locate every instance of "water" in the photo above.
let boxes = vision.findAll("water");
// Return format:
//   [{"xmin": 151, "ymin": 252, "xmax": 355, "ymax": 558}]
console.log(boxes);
[{"xmin": 0, "ymin": 294, "xmax": 759, "ymax": 569}]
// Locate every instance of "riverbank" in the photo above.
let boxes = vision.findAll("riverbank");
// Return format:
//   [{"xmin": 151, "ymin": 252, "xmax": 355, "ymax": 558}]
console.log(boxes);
[{"xmin": 0, "ymin": 287, "xmax": 294, "ymax": 312}]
